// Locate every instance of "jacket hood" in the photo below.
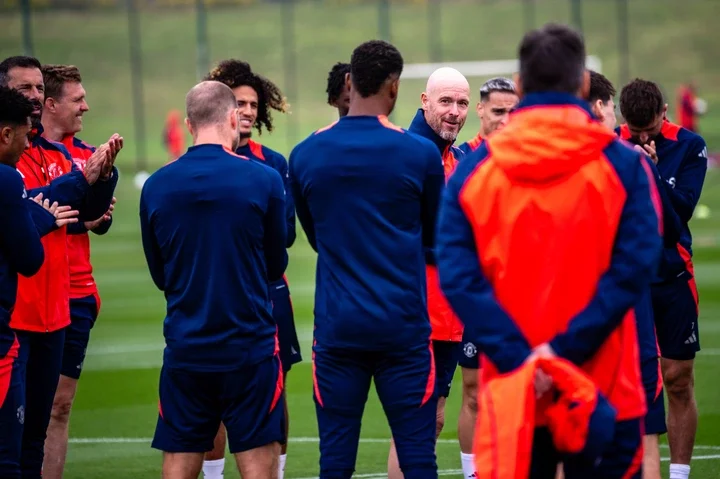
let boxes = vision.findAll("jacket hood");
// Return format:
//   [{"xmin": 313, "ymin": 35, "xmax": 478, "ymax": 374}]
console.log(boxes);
[
  {"xmin": 408, "ymin": 108, "xmax": 456, "ymax": 153},
  {"xmin": 488, "ymin": 93, "xmax": 617, "ymax": 184}
]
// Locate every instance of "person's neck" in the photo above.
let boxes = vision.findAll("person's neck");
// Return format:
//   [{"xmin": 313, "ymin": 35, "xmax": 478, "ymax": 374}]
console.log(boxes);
[
  {"xmin": 194, "ymin": 130, "xmax": 233, "ymax": 151},
  {"xmin": 40, "ymin": 119, "xmax": 69, "ymax": 142},
  {"xmin": 347, "ymin": 97, "xmax": 390, "ymax": 118},
  {"xmin": 237, "ymin": 136, "xmax": 250, "ymax": 148}
]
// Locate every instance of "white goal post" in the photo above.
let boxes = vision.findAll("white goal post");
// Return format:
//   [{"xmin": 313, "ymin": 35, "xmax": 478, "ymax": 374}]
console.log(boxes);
[{"xmin": 400, "ymin": 56, "xmax": 603, "ymax": 80}]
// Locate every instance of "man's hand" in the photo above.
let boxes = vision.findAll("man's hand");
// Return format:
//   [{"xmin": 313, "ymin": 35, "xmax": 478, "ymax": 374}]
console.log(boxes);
[
  {"xmin": 634, "ymin": 141, "xmax": 658, "ymax": 164},
  {"xmin": 100, "ymin": 134, "xmax": 124, "ymax": 180},
  {"xmin": 84, "ymin": 134, "xmax": 124, "ymax": 184},
  {"xmin": 32, "ymin": 193, "xmax": 79, "ymax": 228},
  {"xmin": 84, "ymin": 196, "xmax": 116, "ymax": 230},
  {"xmin": 524, "ymin": 343, "xmax": 557, "ymax": 398}
]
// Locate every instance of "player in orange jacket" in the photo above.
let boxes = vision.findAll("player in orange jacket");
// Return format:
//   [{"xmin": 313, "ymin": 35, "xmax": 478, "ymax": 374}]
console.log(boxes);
[
  {"xmin": 0, "ymin": 55, "xmax": 121, "ymax": 478},
  {"xmin": 436, "ymin": 23, "xmax": 662, "ymax": 478}
]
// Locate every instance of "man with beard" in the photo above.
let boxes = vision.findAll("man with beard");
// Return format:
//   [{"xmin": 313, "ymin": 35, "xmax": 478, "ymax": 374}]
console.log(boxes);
[
  {"xmin": 617, "ymin": 79, "xmax": 708, "ymax": 479},
  {"xmin": 202, "ymin": 59, "xmax": 297, "ymax": 479},
  {"xmin": 39, "ymin": 64, "xmax": 116, "ymax": 479},
  {"xmin": 389, "ymin": 66, "xmax": 469, "ymax": 479},
  {"xmin": 141, "ymin": 80, "xmax": 287, "ymax": 479},
  {"xmin": 326, "ymin": 62, "xmax": 351, "ymax": 118},
  {"xmin": 0, "ymin": 85, "xmax": 81, "ymax": 479},
  {"xmin": 458, "ymin": 77, "xmax": 518, "ymax": 155},
  {"xmin": 0, "ymin": 55, "xmax": 120, "ymax": 478}
]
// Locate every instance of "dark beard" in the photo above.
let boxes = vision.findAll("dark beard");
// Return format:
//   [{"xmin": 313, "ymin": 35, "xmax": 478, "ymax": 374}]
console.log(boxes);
[{"xmin": 240, "ymin": 131, "xmax": 252, "ymax": 140}]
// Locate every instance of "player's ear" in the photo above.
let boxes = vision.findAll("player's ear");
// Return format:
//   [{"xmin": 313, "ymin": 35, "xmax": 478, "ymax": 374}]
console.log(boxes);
[
  {"xmin": 662, "ymin": 103, "xmax": 668, "ymax": 118},
  {"xmin": 420, "ymin": 92, "xmax": 429, "ymax": 110},
  {"xmin": 344, "ymin": 72, "xmax": 351, "ymax": 92},
  {"xmin": 579, "ymin": 69, "xmax": 590, "ymax": 101},
  {"xmin": 184, "ymin": 117, "xmax": 194, "ymax": 137},
  {"xmin": 389, "ymin": 78, "xmax": 399, "ymax": 101},
  {"xmin": 513, "ymin": 72, "xmax": 523, "ymax": 98},
  {"xmin": 0, "ymin": 126, "xmax": 12, "ymax": 145},
  {"xmin": 229, "ymin": 107, "xmax": 239, "ymax": 131},
  {"xmin": 44, "ymin": 97, "xmax": 55, "ymax": 112},
  {"xmin": 592, "ymin": 99, "xmax": 605, "ymax": 121},
  {"xmin": 476, "ymin": 100, "xmax": 484, "ymax": 118}
]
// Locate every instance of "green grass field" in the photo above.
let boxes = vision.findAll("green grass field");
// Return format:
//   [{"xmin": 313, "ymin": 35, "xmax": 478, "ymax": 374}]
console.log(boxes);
[{"xmin": 2, "ymin": 0, "xmax": 720, "ymax": 477}]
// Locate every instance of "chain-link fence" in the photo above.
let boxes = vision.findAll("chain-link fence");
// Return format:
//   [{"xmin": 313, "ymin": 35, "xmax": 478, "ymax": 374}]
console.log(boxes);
[{"xmin": 1, "ymin": 0, "xmax": 717, "ymax": 170}]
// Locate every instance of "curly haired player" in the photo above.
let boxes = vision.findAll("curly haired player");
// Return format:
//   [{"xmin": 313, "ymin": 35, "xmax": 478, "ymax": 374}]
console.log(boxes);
[{"xmin": 203, "ymin": 60, "xmax": 297, "ymax": 479}]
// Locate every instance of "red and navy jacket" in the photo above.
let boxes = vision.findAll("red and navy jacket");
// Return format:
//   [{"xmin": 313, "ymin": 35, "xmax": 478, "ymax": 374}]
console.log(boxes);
[
  {"xmin": 617, "ymin": 121, "xmax": 707, "ymax": 284},
  {"xmin": 0, "ymin": 164, "xmax": 58, "ymax": 358},
  {"xmin": 458, "ymin": 132, "xmax": 484, "ymax": 156},
  {"xmin": 289, "ymin": 115, "xmax": 445, "ymax": 351},
  {"xmin": 11, "ymin": 125, "xmax": 117, "ymax": 333},
  {"xmin": 237, "ymin": 140, "xmax": 295, "ymax": 293},
  {"xmin": 140, "ymin": 144, "xmax": 287, "ymax": 371},
  {"xmin": 62, "ymin": 135, "xmax": 113, "ymax": 301},
  {"xmin": 436, "ymin": 93, "xmax": 662, "ymax": 421},
  {"xmin": 408, "ymin": 108, "xmax": 464, "ymax": 342}
]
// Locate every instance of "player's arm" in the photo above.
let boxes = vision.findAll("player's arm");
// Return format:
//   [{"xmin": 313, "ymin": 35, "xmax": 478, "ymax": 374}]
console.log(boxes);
[
  {"xmin": 421, "ymin": 144, "xmax": 445, "ymax": 266},
  {"xmin": 139, "ymin": 186, "xmax": 165, "ymax": 291},
  {"xmin": 275, "ymin": 152, "xmax": 296, "ymax": 248},
  {"xmin": 548, "ymin": 152, "xmax": 663, "ymax": 365},
  {"xmin": 288, "ymin": 147, "xmax": 317, "ymax": 252},
  {"xmin": 436, "ymin": 155, "xmax": 532, "ymax": 374},
  {"xmin": 264, "ymin": 169, "xmax": 288, "ymax": 282},
  {"xmin": 643, "ymin": 155, "xmax": 682, "ymax": 246},
  {"xmin": 28, "ymin": 151, "xmax": 118, "ymax": 222},
  {"xmin": 664, "ymin": 137, "xmax": 708, "ymax": 223},
  {"xmin": 0, "ymin": 169, "xmax": 52, "ymax": 277}
]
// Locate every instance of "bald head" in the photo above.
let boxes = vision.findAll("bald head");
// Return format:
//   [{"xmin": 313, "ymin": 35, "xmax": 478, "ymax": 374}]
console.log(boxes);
[
  {"xmin": 425, "ymin": 67, "xmax": 470, "ymax": 95},
  {"xmin": 421, "ymin": 67, "xmax": 470, "ymax": 141},
  {"xmin": 184, "ymin": 80, "xmax": 240, "ymax": 149},
  {"xmin": 186, "ymin": 80, "xmax": 237, "ymax": 131}
]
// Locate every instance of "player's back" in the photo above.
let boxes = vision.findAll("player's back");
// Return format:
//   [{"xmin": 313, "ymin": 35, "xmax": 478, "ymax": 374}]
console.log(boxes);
[
  {"xmin": 458, "ymin": 94, "xmax": 657, "ymax": 421},
  {"xmin": 140, "ymin": 144, "xmax": 287, "ymax": 371},
  {"xmin": 290, "ymin": 115, "xmax": 444, "ymax": 351}
]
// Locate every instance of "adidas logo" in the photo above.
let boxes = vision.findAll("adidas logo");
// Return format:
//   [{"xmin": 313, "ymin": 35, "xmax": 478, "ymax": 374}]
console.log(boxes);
[
  {"xmin": 699, "ymin": 146, "xmax": 708, "ymax": 159},
  {"xmin": 291, "ymin": 346, "xmax": 298, "ymax": 355},
  {"xmin": 685, "ymin": 332, "xmax": 698, "ymax": 344}
]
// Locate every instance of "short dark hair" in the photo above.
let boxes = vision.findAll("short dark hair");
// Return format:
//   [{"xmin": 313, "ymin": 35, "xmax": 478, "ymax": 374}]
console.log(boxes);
[
  {"xmin": 204, "ymin": 59, "xmax": 288, "ymax": 135},
  {"xmin": 619, "ymin": 78, "xmax": 665, "ymax": 128},
  {"xmin": 350, "ymin": 40, "xmax": 404, "ymax": 98},
  {"xmin": 518, "ymin": 23, "xmax": 586, "ymax": 94},
  {"xmin": 326, "ymin": 62, "xmax": 351, "ymax": 105},
  {"xmin": 0, "ymin": 85, "xmax": 34, "ymax": 127},
  {"xmin": 41, "ymin": 64, "xmax": 83, "ymax": 100},
  {"xmin": 185, "ymin": 81, "xmax": 237, "ymax": 131},
  {"xmin": 479, "ymin": 77, "xmax": 516, "ymax": 101},
  {"xmin": 588, "ymin": 70, "xmax": 616, "ymax": 104},
  {"xmin": 0, "ymin": 56, "xmax": 42, "ymax": 87}
]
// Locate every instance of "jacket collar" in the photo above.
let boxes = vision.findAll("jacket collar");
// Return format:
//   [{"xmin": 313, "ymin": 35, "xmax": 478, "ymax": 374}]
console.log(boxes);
[
  {"xmin": 514, "ymin": 92, "xmax": 596, "ymax": 119},
  {"xmin": 408, "ymin": 108, "xmax": 456, "ymax": 153}
]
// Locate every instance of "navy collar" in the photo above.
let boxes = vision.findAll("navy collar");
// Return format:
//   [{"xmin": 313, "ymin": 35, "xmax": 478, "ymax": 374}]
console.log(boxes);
[
  {"xmin": 408, "ymin": 108, "xmax": 455, "ymax": 153},
  {"xmin": 514, "ymin": 92, "xmax": 597, "ymax": 119}
]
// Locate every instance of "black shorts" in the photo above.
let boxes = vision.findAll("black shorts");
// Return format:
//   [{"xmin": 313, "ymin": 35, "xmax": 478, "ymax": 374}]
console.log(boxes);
[{"xmin": 61, "ymin": 294, "xmax": 100, "ymax": 380}]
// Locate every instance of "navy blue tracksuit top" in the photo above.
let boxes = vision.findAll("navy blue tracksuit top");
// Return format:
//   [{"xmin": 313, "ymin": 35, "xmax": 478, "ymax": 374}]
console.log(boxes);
[{"xmin": 139, "ymin": 144, "xmax": 288, "ymax": 372}]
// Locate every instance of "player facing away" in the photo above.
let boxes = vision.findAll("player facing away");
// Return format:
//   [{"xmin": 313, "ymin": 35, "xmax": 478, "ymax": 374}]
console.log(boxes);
[
  {"xmin": 39, "ymin": 64, "xmax": 116, "ymax": 479},
  {"xmin": 617, "ymin": 79, "xmax": 708, "ymax": 479},
  {"xmin": 387, "ymin": 66, "xmax": 468, "ymax": 479},
  {"xmin": 1, "ymin": 55, "xmax": 120, "ymax": 479},
  {"xmin": 140, "ymin": 80, "xmax": 287, "ymax": 479},
  {"xmin": 289, "ymin": 40, "xmax": 445, "ymax": 479},
  {"xmin": 326, "ymin": 62, "xmax": 351, "ymax": 118},
  {"xmin": 458, "ymin": 77, "xmax": 518, "ymax": 156},
  {"xmin": 0, "ymin": 85, "xmax": 80, "ymax": 479},
  {"xmin": 203, "ymin": 58, "xmax": 297, "ymax": 479},
  {"xmin": 436, "ymin": 23, "xmax": 663, "ymax": 478}
]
